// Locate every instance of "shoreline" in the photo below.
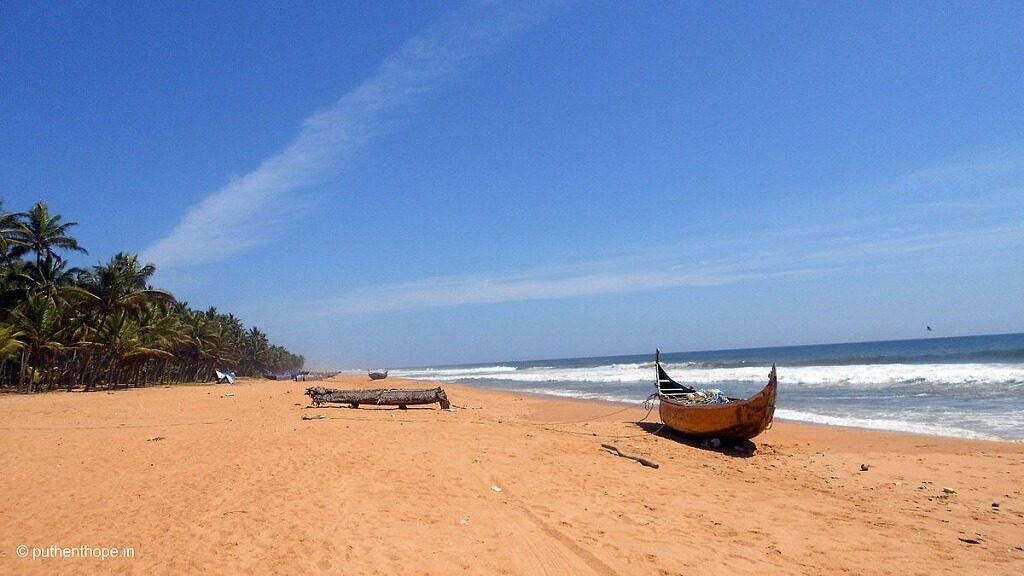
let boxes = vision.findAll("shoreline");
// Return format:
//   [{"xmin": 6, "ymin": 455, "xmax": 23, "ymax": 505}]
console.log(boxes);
[
  {"xmin": 6, "ymin": 381, "xmax": 1015, "ymax": 444},
  {"xmin": 378, "ymin": 379, "xmax": 1024, "ymax": 443},
  {"xmin": 437, "ymin": 381, "xmax": 1024, "ymax": 450},
  {"xmin": 2, "ymin": 376, "xmax": 1020, "ymax": 447},
  {"xmin": 3, "ymin": 375, "xmax": 1020, "ymax": 444},
  {"xmin": 2, "ymin": 374, "xmax": 1022, "ymax": 575}
]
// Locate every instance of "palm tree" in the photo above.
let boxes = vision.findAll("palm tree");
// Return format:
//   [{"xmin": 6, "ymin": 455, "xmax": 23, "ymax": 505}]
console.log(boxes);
[
  {"xmin": 12, "ymin": 253, "xmax": 82, "ymax": 298},
  {"xmin": 88, "ymin": 310, "xmax": 174, "ymax": 388},
  {"xmin": 0, "ymin": 199, "xmax": 24, "ymax": 267},
  {"xmin": 76, "ymin": 253, "xmax": 174, "ymax": 318},
  {"xmin": 0, "ymin": 259, "xmax": 26, "ymax": 315},
  {"xmin": 11, "ymin": 293, "xmax": 64, "ymax": 393},
  {"xmin": 242, "ymin": 326, "xmax": 270, "ymax": 374},
  {"xmin": 0, "ymin": 200, "xmax": 305, "ymax": 391},
  {"xmin": 173, "ymin": 310, "xmax": 224, "ymax": 381},
  {"xmin": 71, "ymin": 255, "xmax": 173, "ymax": 389},
  {"xmin": 0, "ymin": 324, "xmax": 24, "ymax": 384},
  {"xmin": 7, "ymin": 255, "xmax": 90, "ymax": 390},
  {"xmin": 9, "ymin": 201, "xmax": 88, "ymax": 269},
  {"xmin": 130, "ymin": 303, "xmax": 182, "ymax": 386},
  {"xmin": 0, "ymin": 325, "xmax": 23, "ymax": 360}
]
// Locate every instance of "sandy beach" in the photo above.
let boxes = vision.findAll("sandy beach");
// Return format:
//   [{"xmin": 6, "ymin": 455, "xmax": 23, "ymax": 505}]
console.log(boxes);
[{"xmin": 2, "ymin": 375, "xmax": 1022, "ymax": 575}]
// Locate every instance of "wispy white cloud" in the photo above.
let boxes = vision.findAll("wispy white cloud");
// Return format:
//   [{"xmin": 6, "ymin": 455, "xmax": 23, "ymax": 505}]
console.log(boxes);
[
  {"xmin": 243, "ymin": 147, "xmax": 1024, "ymax": 323},
  {"xmin": 767, "ymin": 145, "xmax": 1024, "ymax": 243},
  {"xmin": 300, "ymin": 143, "xmax": 1024, "ymax": 316},
  {"xmin": 895, "ymin": 145, "xmax": 1024, "ymax": 190},
  {"xmin": 143, "ymin": 1, "xmax": 563, "ymax": 270},
  {"xmin": 313, "ymin": 216, "xmax": 1024, "ymax": 316},
  {"xmin": 320, "ymin": 264, "xmax": 768, "ymax": 315}
]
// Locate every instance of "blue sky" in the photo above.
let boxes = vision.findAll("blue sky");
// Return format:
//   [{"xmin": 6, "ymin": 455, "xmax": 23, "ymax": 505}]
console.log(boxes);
[{"xmin": 2, "ymin": 1, "xmax": 1023, "ymax": 367}]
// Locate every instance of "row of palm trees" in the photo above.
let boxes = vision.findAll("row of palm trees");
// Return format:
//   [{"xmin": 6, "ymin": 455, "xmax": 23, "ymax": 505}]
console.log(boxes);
[{"xmin": 0, "ymin": 200, "xmax": 304, "ymax": 393}]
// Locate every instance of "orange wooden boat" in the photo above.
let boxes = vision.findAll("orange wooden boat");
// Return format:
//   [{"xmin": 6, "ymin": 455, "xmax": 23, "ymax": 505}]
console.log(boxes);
[{"xmin": 656, "ymin": 350, "xmax": 777, "ymax": 440}]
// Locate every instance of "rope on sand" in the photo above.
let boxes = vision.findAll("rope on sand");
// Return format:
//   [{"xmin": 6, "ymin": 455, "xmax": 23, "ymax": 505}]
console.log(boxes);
[
  {"xmin": 528, "ymin": 393, "xmax": 659, "ymax": 425},
  {"xmin": 302, "ymin": 392, "xmax": 668, "ymax": 440}
]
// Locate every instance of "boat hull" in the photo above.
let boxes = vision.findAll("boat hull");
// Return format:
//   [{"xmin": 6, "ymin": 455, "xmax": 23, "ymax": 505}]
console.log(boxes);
[{"xmin": 658, "ymin": 367, "xmax": 777, "ymax": 440}]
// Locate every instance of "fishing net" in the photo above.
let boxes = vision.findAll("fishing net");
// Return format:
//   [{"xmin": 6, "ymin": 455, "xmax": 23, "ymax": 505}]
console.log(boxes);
[{"xmin": 675, "ymin": 389, "xmax": 730, "ymax": 405}]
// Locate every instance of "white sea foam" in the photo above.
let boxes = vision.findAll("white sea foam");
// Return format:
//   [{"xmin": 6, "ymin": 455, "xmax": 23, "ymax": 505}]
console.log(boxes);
[
  {"xmin": 392, "ymin": 359, "xmax": 1024, "ymax": 439},
  {"xmin": 394, "ymin": 366, "xmax": 518, "ymax": 378},
  {"xmin": 396, "ymin": 363, "xmax": 648, "ymax": 383},
  {"xmin": 774, "ymin": 409, "xmax": 1010, "ymax": 441},
  {"xmin": 396, "ymin": 362, "xmax": 1024, "ymax": 390},
  {"xmin": 516, "ymin": 388, "xmax": 642, "ymax": 404}
]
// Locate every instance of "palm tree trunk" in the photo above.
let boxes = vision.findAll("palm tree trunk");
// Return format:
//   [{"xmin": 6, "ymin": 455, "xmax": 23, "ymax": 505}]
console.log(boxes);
[
  {"xmin": 109, "ymin": 358, "xmax": 119, "ymax": 389},
  {"xmin": 65, "ymin": 350, "xmax": 77, "ymax": 392},
  {"xmin": 18, "ymin": 348, "xmax": 27, "ymax": 394},
  {"xmin": 25, "ymin": 348, "xmax": 36, "ymax": 394}
]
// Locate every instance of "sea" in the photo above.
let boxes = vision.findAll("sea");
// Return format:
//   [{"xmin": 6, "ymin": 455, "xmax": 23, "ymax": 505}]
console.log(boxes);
[{"xmin": 392, "ymin": 333, "xmax": 1024, "ymax": 441}]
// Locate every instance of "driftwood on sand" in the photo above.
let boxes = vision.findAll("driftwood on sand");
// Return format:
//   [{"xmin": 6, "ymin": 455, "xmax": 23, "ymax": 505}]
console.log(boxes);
[
  {"xmin": 601, "ymin": 443, "xmax": 659, "ymax": 469},
  {"xmin": 306, "ymin": 386, "xmax": 451, "ymax": 410}
]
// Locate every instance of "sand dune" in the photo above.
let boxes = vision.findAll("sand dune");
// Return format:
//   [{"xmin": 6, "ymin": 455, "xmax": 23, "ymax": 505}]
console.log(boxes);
[{"xmin": 2, "ymin": 374, "xmax": 1022, "ymax": 575}]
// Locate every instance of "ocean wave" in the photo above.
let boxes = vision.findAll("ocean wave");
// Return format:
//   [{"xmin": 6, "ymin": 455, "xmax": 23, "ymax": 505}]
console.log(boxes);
[
  {"xmin": 768, "ymin": 364, "xmax": 1024, "ymax": 388},
  {"xmin": 391, "ymin": 366, "xmax": 1024, "ymax": 439},
  {"xmin": 394, "ymin": 365, "xmax": 518, "ymax": 378},
  {"xmin": 516, "ymin": 388, "xmax": 643, "ymax": 404},
  {"xmin": 774, "ymin": 409, "xmax": 1012, "ymax": 441},
  {"xmin": 397, "ymin": 379, "xmax": 1021, "ymax": 440},
  {"xmin": 397, "ymin": 363, "xmax": 655, "ymax": 383},
  {"xmin": 385, "ymin": 336, "xmax": 1024, "ymax": 440},
  {"xmin": 396, "ymin": 362, "xmax": 1024, "ymax": 389}
]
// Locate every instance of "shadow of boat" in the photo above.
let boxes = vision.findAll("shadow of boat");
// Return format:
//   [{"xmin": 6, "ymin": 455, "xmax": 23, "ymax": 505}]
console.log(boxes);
[
  {"xmin": 632, "ymin": 421, "xmax": 758, "ymax": 458},
  {"xmin": 305, "ymin": 404, "xmax": 438, "ymax": 411}
]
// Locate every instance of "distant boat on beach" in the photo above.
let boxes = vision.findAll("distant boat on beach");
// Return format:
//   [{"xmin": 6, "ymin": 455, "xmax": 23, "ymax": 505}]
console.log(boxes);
[
  {"xmin": 264, "ymin": 370, "xmax": 310, "ymax": 381},
  {"xmin": 655, "ymin": 349, "xmax": 777, "ymax": 440},
  {"xmin": 368, "ymin": 370, "xmax": 389, "ymax": 380},
  {"xmin": 215, "ymin": 370, "xmax": 236, "ymax": 384}
]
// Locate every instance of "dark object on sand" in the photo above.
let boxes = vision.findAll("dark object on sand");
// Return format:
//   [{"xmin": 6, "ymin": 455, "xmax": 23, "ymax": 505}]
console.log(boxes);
[
  {"xmin": 368, "ymin": 370, "xmax": 389, "ymax": 380},
  {"xmin": 306, "ymin": 386, "xmax": 450, "ymax": 410},
  {"xmin": 601, "ymin": 443, "xmax": 659, "ymax": 468},
  {"xmin": 655, "ymin": 349, "xmax": 777, "ymax": 440},
  {"xmin": 264, "ymin": 370, "xmax": 311, "ymax": 381},
  {"xmin": 215, "ymin": 370, "xmax": 236, "ymax": 384}
]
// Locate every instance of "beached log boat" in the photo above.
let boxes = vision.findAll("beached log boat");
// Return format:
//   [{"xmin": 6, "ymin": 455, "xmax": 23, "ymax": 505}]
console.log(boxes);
[
  {"xmin": 263, "ymin": 370, "xmax": 309, "ymax": 381},
  {"xmin": 656, "ymin": 350, "xmax": 776, "ymax": 440},
  {"xmin": 368, "ymin": 370, "xmax": 389, "ymax": 380},
  {"xmin": 306, "ymin": 386, "xmax": 449, "ymax": 409}
]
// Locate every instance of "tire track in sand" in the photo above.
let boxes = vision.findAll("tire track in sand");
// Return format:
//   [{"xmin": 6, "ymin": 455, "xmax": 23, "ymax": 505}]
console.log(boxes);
[{"xmin": 492, "ymin": 477, "xmax": 617, "ymax": 576}]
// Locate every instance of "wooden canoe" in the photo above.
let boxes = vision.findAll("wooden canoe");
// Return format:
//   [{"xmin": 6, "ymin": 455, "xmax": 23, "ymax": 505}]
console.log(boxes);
[
  {"xmin": 306, "ymin": 386, "xmax": 449, "ymax": 409},
  {"xmin": 656, "ymin": 351, "xmax": 777, "ymax": 440}
]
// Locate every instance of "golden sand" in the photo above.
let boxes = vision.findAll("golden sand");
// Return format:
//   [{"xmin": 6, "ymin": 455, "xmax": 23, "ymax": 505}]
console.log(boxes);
[{"xmin": 2, "ymin": 375, "xmax": 1022, "ymax": 574}]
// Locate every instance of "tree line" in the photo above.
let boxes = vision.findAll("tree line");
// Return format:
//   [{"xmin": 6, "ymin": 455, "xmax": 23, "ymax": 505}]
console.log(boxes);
[{"xmin": 0, "ymin": 199, "xmax": 304, "ymax": 393}]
